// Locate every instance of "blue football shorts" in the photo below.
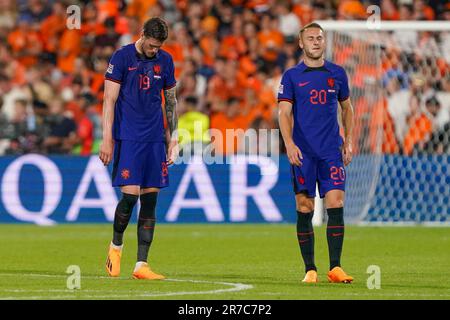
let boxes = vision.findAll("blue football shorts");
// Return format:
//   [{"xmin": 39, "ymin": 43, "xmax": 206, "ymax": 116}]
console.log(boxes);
[
  {"xmin": 291, "ymin": 152, "xmax": 346, "ymax": 198},
  {"xmin": 112, "ymin": 140, "xmax": 169, "ymax": 188}
]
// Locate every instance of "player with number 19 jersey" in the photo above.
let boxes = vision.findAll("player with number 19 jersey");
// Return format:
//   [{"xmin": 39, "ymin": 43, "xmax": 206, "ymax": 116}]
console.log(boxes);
[
  {"xmin": 278, "ymin": 60, "xmax": 350, "ymax": 198},
  {"xmin": 105, "ymin": 44, "xmax": 176, "ymax": 187}
]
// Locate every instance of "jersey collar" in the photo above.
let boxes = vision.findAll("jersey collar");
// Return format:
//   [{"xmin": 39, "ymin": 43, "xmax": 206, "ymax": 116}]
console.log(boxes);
[{"xmin": 299, "ymin": 60, "xmax": 330, "ymax": 73}]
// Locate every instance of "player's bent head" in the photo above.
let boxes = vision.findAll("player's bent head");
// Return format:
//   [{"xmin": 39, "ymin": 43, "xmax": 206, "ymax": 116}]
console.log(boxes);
[{"xmin": 143, "ymin": 17, "xmax": 169, "ymax": 42}]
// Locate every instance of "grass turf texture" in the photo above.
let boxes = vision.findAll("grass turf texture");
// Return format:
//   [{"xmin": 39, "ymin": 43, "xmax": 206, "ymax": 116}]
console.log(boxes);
[{"xmin": 0, "ymin": 224, "xmax": 449, "ymax": 300}]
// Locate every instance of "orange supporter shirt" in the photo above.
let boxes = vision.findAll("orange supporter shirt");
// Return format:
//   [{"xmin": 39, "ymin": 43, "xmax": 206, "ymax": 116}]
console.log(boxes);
[
  {"xmin": 81, "ymin": 20, "xmax": 106, "ymax": 36},
  {"xmin": 65, "ymin": 101, "xmax": 83, "ymax": 124},
  {"xmin": 380, "ymin": 100, "xmax": 399, "ymax": 154},
  {"xmin": 239, "ymin": 55, "xmax": 257, "ymax": 76},
  {"xmin": 353, "ymin": 97, "xmax": 398, "ymax": 154},
  {"xmin": 245, "ymin": 0, "xmax": 270, "ymax": 10},
  {"xmin": 338, "ymin": 0, "xmax": 367, "ymax": 19},
  {"xmin": 219, "ymin": 35, "xmax": 247, "ymax": 60},
  {"xmin": 78, "ymin": 116, "xmax": 94, "ymax": 156},
  {"xmin": 381, "ymin": 10, "xmax": 399, "ymax": 20},
  {"xmin": 199, "ymin": 35, "xmax": 217, "ymax": 67},
  {"xmin": 243, "ymin": 86, "xmax": 275, "ymax": 124},
  {"xmin": 208, "ymin": 75, "xmax": 228, "ymax": 101},
  {"xmin": 57, "ymin": 29, "xmax": 82, "ymax": 74},
  {"xmin": 162, "ymin": 43, "xmax": 184, "ymax": 79},
  {"xmin": 10, "ymin": 60, "xmax": 26, "ymax": 86},
  {"xmin": 126, "ymin": 0, "xmax": 157, "ymax": 22},
  {"xmin": 96, "ymin": 0, "xmax": 119, "ymax": 20},
  {"xmin": 7, "ymin": 29, "xmax": 42, "ymax": 67},
  {"xmin": 403, "ymin": 113, "xmax": 432, "ymax": 155},
  {"xmin": 91, "ymin": 72, "xmax": 105, "ymax": 97},
  {"xmin": 259, "ymin": 86, "xmax": 276, "ymax": 114},
  {"xmin": 257, "ymin": 30, "xmax": 284, "ymax": 62},
  {"xmin": 422, "ymin": 6, "xmax": 435, "ymax": 20},
  {"xmin": 293, "ymin": 4, "xmax": 313, "ymax": 25},
  {"xmin": 208, "ymin": 76, "xmax": 245, "ymax": 102},
  {"xmin": 40, "ymin": 14, "xmax": 66, "ymax": 53},
  {"xmin": 240, "ymin": 105, "xmax": 264, "ymax": 129},
  {"xmin": 210, "ymin": 112, "xmax": 249, "ymax": 154}
]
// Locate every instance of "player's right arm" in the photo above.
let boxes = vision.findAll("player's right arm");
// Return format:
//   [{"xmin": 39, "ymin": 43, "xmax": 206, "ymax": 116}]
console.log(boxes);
[
  {"xmin": 100, "ymin": 50, "xmax": 125, "ymax": 166},
  {"xmin": 277, "ymin": 71, "xmax": 303, "ymax": 166},
  {"xmin": 278, "ymin": 101, "xmax": 303, "ymax": 166},
  {"xmin": 99, "ymin": 80, "xmax": 120, "ymax": 166}
]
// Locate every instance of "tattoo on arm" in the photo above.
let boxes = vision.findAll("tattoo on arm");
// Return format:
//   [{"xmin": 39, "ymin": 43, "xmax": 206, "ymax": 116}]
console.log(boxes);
[{"xmin": 163, "ymin": 87, "xmax": 178, "ymax": 137}]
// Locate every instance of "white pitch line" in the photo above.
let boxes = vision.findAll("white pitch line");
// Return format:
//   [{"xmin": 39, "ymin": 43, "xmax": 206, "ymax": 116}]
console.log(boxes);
[{"xmin": 0, "ymin": 273, "xmax": 253, "ymax": 299}]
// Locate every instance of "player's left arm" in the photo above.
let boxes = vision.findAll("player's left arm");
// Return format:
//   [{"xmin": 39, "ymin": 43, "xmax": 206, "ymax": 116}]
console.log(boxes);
[
  {"xmin": 163, "ymin": 86, "xmax": 178, "ymax": 165},
  {"xmin": 339, "ymin": 98, "xmax": 354, "ymax": 166}
]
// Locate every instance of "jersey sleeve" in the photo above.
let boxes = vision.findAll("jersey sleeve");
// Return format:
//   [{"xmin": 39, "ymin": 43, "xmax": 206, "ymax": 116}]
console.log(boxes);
[
  {"xmin": 104, "ymin": 49, "xmax": 125, "ymax": 84},
  {"xmin": 163, "ymin": 55, "xmax": 176, "ymax": 90},
  {"xmin": 277, "ymin": 71, "xmax": 294, "ymax": 104},
  {"xmin": 338, "ymin": 68, "xmax": 350, "ymax": 102}
]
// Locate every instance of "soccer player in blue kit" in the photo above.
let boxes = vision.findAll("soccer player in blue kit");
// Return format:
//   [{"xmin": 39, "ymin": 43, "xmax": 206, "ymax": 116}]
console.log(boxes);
[
  {"xmin": 278, "ymin": 23, "xmax": 355, "ymax": 283},
  {"xmin": 99, "ymin": 17, "xmax": 178, "ymax": 280}
]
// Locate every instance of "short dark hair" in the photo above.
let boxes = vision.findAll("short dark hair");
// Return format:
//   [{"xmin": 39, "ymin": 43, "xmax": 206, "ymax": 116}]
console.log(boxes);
[
  {"xmin": 299, "ymin": 22, "xmax": 324, "ymax": 36},
  {"xmin": 143, "ymin": 17, "xmax": 169, "ymax": 42},
  {"xmin": 185, "ymin": 96, "xmax": 198, "ymax": 106}
]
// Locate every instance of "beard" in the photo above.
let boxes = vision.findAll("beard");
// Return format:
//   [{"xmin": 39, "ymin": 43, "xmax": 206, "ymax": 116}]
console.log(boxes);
[{"xmin": 304, "ymin": 48, "xmax": 324, "ymax": 60}]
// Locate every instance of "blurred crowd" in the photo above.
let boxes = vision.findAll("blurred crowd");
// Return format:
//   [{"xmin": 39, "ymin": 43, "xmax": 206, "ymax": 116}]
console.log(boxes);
[{"xmin": 0, "ymin": 0, "xmax": 449, "ymax": 156}]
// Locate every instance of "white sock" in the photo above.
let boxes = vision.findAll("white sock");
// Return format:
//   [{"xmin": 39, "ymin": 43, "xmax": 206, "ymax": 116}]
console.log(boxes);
[
  {"xmin": 110, "ymin": 242, "xmax": 123, "ymax": 251},
  {"xmin": 134, "ymin": 261, "xmax": 147, "ymax": 272}
]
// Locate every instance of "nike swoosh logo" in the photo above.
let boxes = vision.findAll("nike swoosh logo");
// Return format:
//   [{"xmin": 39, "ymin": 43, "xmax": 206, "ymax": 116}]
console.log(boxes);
[
  {"xmin": 331, "ymin": 233, "xmax": 344, "ymax": 237},
  {"xmin": 298, "ymin": 81, "xmax": 310, "ymax": 87},
  {"xmin": 128, "ymin": 67, "xmax": 137, "ymax": 71},
  {"xmin": 333, "ymin": 181, "xmax": 344, "ymax": 185}
]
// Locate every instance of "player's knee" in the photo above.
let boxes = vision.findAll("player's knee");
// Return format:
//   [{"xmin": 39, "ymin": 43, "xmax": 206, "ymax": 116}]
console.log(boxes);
[
  {"xmin": 327, "ymin": 199, "xmax": 344, "ymax": 209},
  {"xmin": 297, "ymin": 200, "xmax": 314, "ymax": 213},
  {"xmin": 114, "ymin": 193, "xmax": 139, "ymax": 233},
  {"xmin": 139, "ymin": 192, "xmax": 158, "ymax": 219},
  {"xmin": 119, "ymin": 193, "xmax": 139, "ymax": 213}
]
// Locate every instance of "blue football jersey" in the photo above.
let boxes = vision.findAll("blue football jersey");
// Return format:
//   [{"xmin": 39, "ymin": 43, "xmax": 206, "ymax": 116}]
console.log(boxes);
[
  {"xmin": 278, "ymin": 60, "xmax": 350, "ymax": 157},
  {"xmin": 105, "ymin": 44, "xmax": 176, "ymax": 142}
]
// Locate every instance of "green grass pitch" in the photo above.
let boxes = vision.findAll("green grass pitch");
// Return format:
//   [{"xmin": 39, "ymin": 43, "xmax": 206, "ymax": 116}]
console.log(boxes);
[{"xmin": 0, "ymin": 224, "xmax": 449, "ymax": 300}]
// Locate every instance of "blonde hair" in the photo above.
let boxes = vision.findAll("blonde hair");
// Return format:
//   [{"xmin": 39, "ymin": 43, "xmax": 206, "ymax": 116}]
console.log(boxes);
[{"xmin": 299, "ymin": 22, "xmax": 324, "ymax": 37}]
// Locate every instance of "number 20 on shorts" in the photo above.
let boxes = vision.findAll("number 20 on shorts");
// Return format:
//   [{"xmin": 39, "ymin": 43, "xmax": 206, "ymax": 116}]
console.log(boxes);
[{"xmin": 330, "ymin": 166, "xmax": 345, "ymax": 182}]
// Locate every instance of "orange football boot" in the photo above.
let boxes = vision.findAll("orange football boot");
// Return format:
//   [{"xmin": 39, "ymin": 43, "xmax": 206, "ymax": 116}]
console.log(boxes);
[
  {"xmin": 327, "ymin": 267, "xmax": 353, "ymax": 283},
  {"xmin": 302, "ymin": 270, "xmax": 318, "ymax": 283},
  {"xmin": 106, "ymin": 244, "xmax": 122, "ymax": 277},
  {"xmin": 132, "ymin": 263, "xmax": 165, "ymax": 280}
]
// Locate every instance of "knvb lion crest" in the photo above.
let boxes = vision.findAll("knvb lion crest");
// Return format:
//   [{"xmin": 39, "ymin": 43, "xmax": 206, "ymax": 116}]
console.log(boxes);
[
  {"xmin": 327, "ymin": 78, "xmax": 335, "ymax": 88},
  {"xmin": 153, "ymin": 64, "xmax": 161, "ymax": 75}
]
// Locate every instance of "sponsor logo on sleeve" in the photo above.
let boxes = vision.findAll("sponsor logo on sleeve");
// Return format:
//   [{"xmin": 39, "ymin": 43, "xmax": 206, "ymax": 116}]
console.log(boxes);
[
  {"xmin": 278, "ymin": 84, "xmax": 284, "ymax": 94},
  {"xmin": 107, "ymin": 63, "xmax": 114, "ymax": 74}
]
